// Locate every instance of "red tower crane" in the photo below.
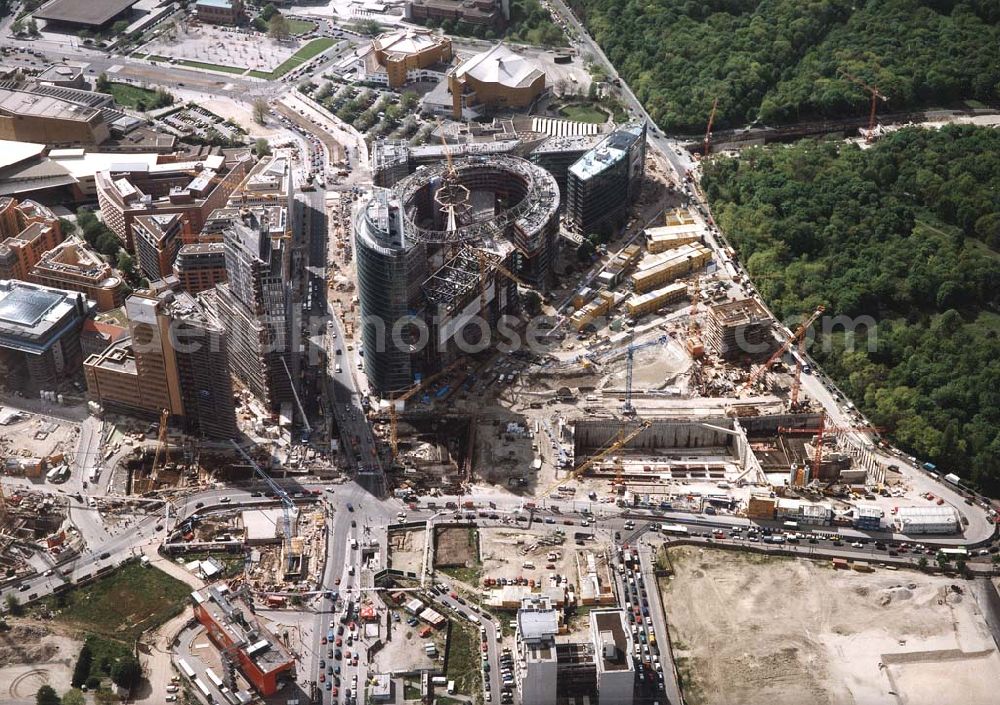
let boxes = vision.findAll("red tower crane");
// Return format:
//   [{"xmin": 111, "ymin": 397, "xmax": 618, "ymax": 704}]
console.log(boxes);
[
  {"xmin": 741, "ymin": 305, "xmax": 825, "ymax": 393},
  {"xmin": 839, "ymin": 69, "xmax": 889, "ymax": 143},
  {"xmin": 703, "ymin": 98, "xmax": 718, "ymax": 156}
]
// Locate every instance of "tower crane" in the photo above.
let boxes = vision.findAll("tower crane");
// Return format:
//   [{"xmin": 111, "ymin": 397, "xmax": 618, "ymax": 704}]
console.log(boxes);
[
  {"xmin": 703, "ymin": 97, "xmax": 719, "ymax": 156},
  {"xmin": 838, "ymin": 69, "xmax": 889, "ymax": 143},
  {"xmin": 541, "ymin": 420, "xmax": 652, "ymax": 497},
  {"xmin": 230, "ymin": 441, "xmax": 297, "ymax": 571},
  {"xmin": 778, "ymin": 417, "xmax": 884, "ymax": 481},
  {"xmin": 741, "ymin": 305, "xmax": 825, "ymax": 394},
  {"xmin": 434, "ymin": 118, "xmax": 470, "ymax": 232},
  {"xmin": 141, "ymin": 408, "xmax": 171, "ymax": 495},
  {"xmin": 623, "ymin": 336, "xmax": 669, "ymax": 414},
  {"xmin": 789, "ymin": 336, "xmax": 807, "ymax": 409},
  {"xmin": 389, "ymin": 358, "xmax": 467, "ymax": 458}
]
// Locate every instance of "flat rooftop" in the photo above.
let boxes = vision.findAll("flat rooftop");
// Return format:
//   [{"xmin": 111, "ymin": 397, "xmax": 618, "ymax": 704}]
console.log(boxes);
[
  {"xmin": 0, "ymin": 89, "xmax": 100, "ymax": 121},
  {"xmin": 33, "ymin": 0, "xmax": 138, "ymax": 26},
  {"xmin": 193, "ymin": 584, "xmax": 294, "ymax": 675},
  {"xmin": 708, "ymin": 297, "xmax": 769, "ymax": 325},
  {"xmin": 591, "ymin": 609, "xmax": 632, "ymax": 672}
]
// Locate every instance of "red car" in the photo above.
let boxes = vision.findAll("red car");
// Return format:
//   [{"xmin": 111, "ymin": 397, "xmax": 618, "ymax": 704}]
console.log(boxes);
[
  {"xmin": 321, "ymin": 636, "xmax": 327, "ymax": 644},
  {"xmin": 319, "ymin": 674, "xmax": 325, "ymax": 682},
  {"xmin": 336, "ymin": 637, "xmax": 342, "ymax": 646},
  {"xmin": 332, "ymin": 687, "xmax": 338, "ymax": 697},
  {"xmin": 352, "ymin": 655, "xmax": 358, "ymax": 666}
]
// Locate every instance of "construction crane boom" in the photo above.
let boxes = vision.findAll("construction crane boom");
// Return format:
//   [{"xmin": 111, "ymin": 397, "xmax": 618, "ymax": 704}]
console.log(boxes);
[
  {"xmin": 281, "ymin": 357, "xmax": 311, "ymax": 433},
  {"xmin": 540, "ymin": 420, "xmax": 652, "ymax": 498},
  {"xmin": 703, "ymin": 98, "xmax": 719, "ymax": 156},
  {"xmin": 230, "ymin": 441, "xmax": 295, "ymax": 568},
  {"xmin": 778, "ymin": 418, "xmax": 884, "ymax": 480},
  {"xmin": 838, "ymin": 69, "xmax": 889, "ymax": 143},
  {"xmin": 741, "ymin": 305, "xmax": 825, "ymax": 393}
]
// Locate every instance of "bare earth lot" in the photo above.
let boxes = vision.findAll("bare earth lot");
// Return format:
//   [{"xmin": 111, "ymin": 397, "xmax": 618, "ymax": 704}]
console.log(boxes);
[{"xmin": 660, "ymin": 547, "xmax": 1000, "ymax": 705}]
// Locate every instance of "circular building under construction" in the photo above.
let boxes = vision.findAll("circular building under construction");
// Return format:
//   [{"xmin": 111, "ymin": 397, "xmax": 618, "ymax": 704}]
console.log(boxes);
[{"xmin": 355, "ymin": 155, "xmax": 559, "ymax": 393}]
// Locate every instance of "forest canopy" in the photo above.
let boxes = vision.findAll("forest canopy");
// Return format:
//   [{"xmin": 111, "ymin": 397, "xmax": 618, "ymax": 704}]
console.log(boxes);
[
  {"xmin": 572, "ymin": 0, "xmax": 1000, "ymax": 133},
  {"xmin": 701, "ymin": 125, "xmax": 1000, "ymax": 493}
]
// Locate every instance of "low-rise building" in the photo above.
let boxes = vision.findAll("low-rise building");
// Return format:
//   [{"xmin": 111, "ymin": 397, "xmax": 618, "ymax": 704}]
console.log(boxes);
[
  {"xmin": 630, "ymin": 242, "xmax": 711, "ymax": 293},
  {"xmin": 192, "ymin": 583, "xmax": 296, "ymax": 696},
  {"xmin": 746, "ymin": 494, "xmax": 776, "ymax": 520},
  {"xmin": 854, "ymin": 504, "xmax": 883, "ymax": 531},
  {"xmin": 0, "ymin": 87, "xmax": 110, "ymax": 146},
  {"xmin": 407, "ymin": 0, "xmax": 508, "ymax": 30},
  {"xmin": 894, "ymin": 506, "xmax": 958, "ymax": 535},
  {"xmin": 0, "ymin": 198, "xmax": 64, "ymax": 281},
  {"xmin": 195, "ymin": 0, "xmax": 244, "ymax": 24},
  {"xmin": 363, "ymin": 27, "xmax": 453, "ymax": 90},
  {"xmin": 30, "ymin": 239, "xmax": 127, "ymax": 311},
  {"xmin": 625, "ymin": 281, "xmax": 687, "ymax": 318},
  {"xmin": 0, "ymin": 280, "xmax": 95, "ymax": 388},
  {"xmin": 448, "ymin": 43, "xmax": 545, "ymax": 119}
]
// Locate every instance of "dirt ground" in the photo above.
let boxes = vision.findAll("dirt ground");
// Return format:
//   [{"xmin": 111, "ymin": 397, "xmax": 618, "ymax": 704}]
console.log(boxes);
[
  {"xmin": 660, "ymin": 547, "xmax": 1000, "ymax": 705},
  {"xmin": 479, "ymin": 527, "xmax": 576, "ymax": 587},
  {"xmin": 0, "ymin": 623, "xmax": 80, "ymax": 701},
  {"xmin": 434, "ymin": 526, "xmax": 477, "ymax": 569},
  {"xmin": 388, "ymin": 527, "xmax": 426, "ymax": 574},
  {"xmin": 374, "ymin": 610, "xmax": 442, "ymax": 674}
]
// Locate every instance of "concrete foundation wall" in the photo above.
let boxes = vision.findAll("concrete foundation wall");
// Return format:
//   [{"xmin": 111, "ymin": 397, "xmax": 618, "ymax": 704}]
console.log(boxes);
[{"xmin": 572, "ymin": 418, "xmax": 736, "ymax": 455}]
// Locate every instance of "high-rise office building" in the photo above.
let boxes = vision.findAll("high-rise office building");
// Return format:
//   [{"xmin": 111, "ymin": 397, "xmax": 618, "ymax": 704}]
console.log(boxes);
[
  {"xmin": 84, "ymin": 290, "xmax": 238, "ymax": 439},
  {"xmin": 566, "ymin": 122, "xmax": 646, "ymax": 237}
]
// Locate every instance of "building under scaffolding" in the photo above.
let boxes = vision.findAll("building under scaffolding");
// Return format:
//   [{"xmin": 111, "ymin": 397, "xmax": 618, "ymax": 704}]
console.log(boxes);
[
  {"xmin": 704, "ymin": 298, "xmax": 772, "ymax": 360},
  {"xmin": 356, "ymin": 156, "xmax": 559, "ymax": 394}
]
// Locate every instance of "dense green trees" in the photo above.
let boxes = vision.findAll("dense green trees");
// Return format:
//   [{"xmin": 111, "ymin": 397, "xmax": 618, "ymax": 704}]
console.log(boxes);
[
  {"xmin": 701, "ymin": 125, "xmax": 1000, "ymax": 492},
  {"xmin": 573, "ymin": 0, "xmax": 1000, "ymax": 133}
]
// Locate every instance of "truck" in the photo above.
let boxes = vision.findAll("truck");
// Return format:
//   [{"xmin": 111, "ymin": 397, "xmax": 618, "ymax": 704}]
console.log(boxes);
[{"xmin": 944, "ymin": 472, "xmax": 960, "ymax": 485}]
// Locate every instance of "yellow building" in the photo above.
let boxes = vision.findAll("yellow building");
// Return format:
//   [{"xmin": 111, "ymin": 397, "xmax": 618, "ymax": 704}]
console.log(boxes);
[
  {"xmin": 646, "ymin": 224, "xmax": 702, "ymax": 254},
  {"xmin": 0, "ymin": 88, "xmax": 109, "ymax": 146},
  {"xmin": 631, "ymin": 243, "xmax": 711, "ymax": 293},
  {"xmin": 570, "ymin": 290, "xmax": 615, "ymax": 331},
  {"xmin": 370, "ymin": 27, "xmax": 452, "ymax": 90},
  {"xmin": 448, "ymin": 43, "xmax": 545, "ymax": 119},
  {"xmin": 625, "ymin": 282, "xmax": 687, "ymax": 318}
]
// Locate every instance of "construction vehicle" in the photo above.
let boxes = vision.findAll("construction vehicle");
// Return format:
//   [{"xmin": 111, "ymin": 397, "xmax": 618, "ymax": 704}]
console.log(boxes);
[
  {"xmin": 389, "ymin": 358, "xmax": 467, "ymax": 459},
  {"xmin": 230, "ymin": 441, "xmax": 298, "ymax": 572},
  {"xmin": 839, "ymin": 69, "xmax": 889, "ymax": 143},
  {"xmin": 741, "ymin": 305, "xmax": 825, "ymax": 394}
]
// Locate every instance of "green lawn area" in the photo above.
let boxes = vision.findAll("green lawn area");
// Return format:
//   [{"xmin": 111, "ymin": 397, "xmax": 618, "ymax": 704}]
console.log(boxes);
[
  {"xmin": 403, "ymin": 679, "xmax": 422, "ymax": 700},
  {"xmin": 105, "ymin": 82, "xmax": 167, "ymax": 110},
  {"xmin": 175, "ymin": 59, "xmax": 249, "ymax": 75},
  {"xmin": 288, "ymin": 18, "xmax": 317, "ymax": 36},
  {"xmin": 249, "ymin": 37, "xmax": 336, "ymax": 79},
  {"xmin": 558, "ymin": 102, "xmax": 609, "ymax": 124},
  {"xmin": 445, "ymin": 620, "xmax": 482, "ymax": 696},
  {"xmin": 43, "ymin": 561, "xmax": 191, "ymax": 643},
  {"xmin": 438, "ymin": 564, "xmax": 482, "ymax": 585}
]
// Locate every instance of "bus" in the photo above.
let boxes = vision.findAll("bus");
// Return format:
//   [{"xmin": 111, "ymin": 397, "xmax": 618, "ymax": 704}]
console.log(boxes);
[
  {"xmin": 939, "ymin": 547, "xmax": 968, "ymax": 558},
  {"xmin": 178, "ymin": 659, "xmax": 196, "ymax": 679},
  {"xmin": 660, "ymin": 524, "xmax": 689, "ymax": 536},
  {"xmin": 193, "ymin": 678, "xmax": 212, "ymax": 701},
  {"xmin": 205, "ymin": 668, "xmax": 224, "ymax": 689}
]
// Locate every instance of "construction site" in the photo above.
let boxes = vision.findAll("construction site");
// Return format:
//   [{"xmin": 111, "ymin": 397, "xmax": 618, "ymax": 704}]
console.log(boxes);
[
  {"xmin": 364, "ymin": 180, "xmax": 917, "ymax": 533},
  {"xmin": 660, "ymin": 546, "xmax": 1000, "ymax": 705}
]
